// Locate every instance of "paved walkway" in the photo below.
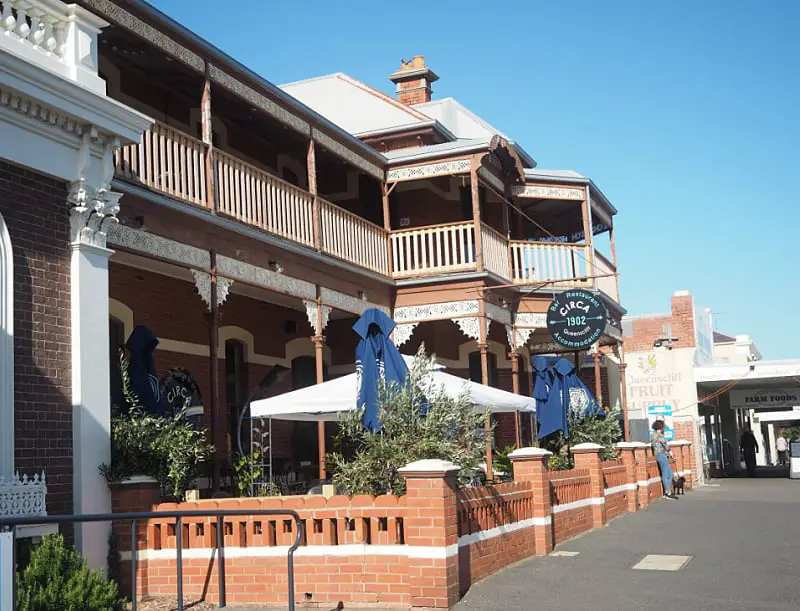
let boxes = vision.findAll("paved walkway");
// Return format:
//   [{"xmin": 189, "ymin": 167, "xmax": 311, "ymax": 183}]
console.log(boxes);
[{"xmin": 455, "ymin": 476, "xmax": 800, "ymax": 611}]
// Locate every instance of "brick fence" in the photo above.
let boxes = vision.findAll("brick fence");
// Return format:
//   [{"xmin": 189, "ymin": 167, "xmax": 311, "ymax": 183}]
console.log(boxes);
[{"xmin": 113, "ymin": 440, "xmax": 694, "ymax": 608}]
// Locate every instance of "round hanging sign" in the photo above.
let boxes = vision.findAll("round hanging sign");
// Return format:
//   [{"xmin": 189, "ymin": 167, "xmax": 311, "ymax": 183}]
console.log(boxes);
[{"xmin": 546, "ymin": 289, "xmax": 608, "ymax": 350}]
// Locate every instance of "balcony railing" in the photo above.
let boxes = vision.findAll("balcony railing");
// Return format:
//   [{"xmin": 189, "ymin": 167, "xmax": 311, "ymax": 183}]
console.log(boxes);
[
  {"xmin": 510, "ymin": 241, "xmax": 591, "ymax": 288},
  {"xmin": 390, "ymin": 221, "xmax": 476, "ymax": 278},
  {"xmin": 594, "ymin": 250, "xmax": 619, "ymax": 301},
  {"xmin": 215, "ymin": 149, "xmax": 315, "ymax": 248},
  {"xmin": 320, "ymin": 200, "xmax": 388, "ymax": 275},
  {"xmin": 115, "ymin": 123, "xmax": 618, "ymax": 300}
]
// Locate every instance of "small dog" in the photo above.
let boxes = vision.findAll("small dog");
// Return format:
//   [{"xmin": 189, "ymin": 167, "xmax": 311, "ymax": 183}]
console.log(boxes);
[{"xmin": 672, "ymin": 476, "xmax": 686, "ymax": 496}]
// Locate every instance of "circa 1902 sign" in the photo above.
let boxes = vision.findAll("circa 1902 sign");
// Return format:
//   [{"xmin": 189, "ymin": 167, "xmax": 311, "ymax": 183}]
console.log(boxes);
[{"xmin": 546, "ymin": 289, "xmax": 608, "ymax": 350}]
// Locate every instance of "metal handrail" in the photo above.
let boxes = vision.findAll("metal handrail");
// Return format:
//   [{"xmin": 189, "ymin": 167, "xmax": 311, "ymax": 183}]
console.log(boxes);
[{"xmin": 0, "ymin": 508, "xmax": 304, "ymax": 611}]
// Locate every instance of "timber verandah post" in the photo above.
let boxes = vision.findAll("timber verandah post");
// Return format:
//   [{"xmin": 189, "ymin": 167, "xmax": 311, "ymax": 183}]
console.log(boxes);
[
  {"xmin": 209, "ymin": 250, "xmax": 222, "ymax": 491},
  {"xmin": 201, "ymin": 72, "xmax": 216, "ymax": 213},
  {"xmin": 470, "ymin": 160, "xmax": 484, "ymax": 271},
  {"xmin": 307, "ymin": 139, "xmax": 320, "ymax": 250},
  {"xmin": 593, "ymin": 350, "xmax": 604, "ymax": 408},
  {"xmin": 477, "ymin": 298, "xmax": 493, "ymax": 477},
  {"xmin": 312, "ymin": 298, "xmax": 327, "ymax": 480}
]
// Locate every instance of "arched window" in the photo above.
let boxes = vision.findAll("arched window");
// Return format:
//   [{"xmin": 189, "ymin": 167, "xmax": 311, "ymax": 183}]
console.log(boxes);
[{"xmin": 0, "ymin": 212, "xmax": 12, "ymax": 476}]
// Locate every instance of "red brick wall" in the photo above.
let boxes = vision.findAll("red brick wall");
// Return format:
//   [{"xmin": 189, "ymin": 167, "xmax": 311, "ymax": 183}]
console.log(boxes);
[
  {"xmin": 624, "ymin": 293, "xmax": 697, "ymax": 352},
  {"xmin": 0, "ymin": 160, "xmax": 73, "ymax": 516},
  {"xmin": 458, "ymin": 528, "xmax": 534, "ymax": 595}
]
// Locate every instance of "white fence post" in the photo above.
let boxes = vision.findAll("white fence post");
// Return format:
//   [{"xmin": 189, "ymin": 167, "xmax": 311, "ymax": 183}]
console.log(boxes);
[{"xmin": 0, "ymin": 531, "xmax": 12, "ymax": 609}]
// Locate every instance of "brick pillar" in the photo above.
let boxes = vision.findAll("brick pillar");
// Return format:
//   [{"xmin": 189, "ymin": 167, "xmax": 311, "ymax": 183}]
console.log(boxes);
[
  {"xmin": 399, "ymin": 459, "xmax": 460, "ymax": 609},
  {"xmin": 615, "ymin": 442, "xmax": 640, "ymax": 512},
  {"xmin": 571, "ymin": 443, "xmax": 606, "ymax": 528},
  {"xmin": 509, "ymin": 447, "xmax": 553, "ymax": 555},
  {"xmin": 631, "ymin": 442, "xmax": 650, "ymax": 509}
]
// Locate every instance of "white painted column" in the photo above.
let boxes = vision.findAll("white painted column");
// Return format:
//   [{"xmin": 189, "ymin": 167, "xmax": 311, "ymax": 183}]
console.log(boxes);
[
  {"xmin": 767, "ymin": 423, "xmax": 777, "ymax": 466},
  {"xmin": 68, "ymin": 139, "xmax": 122, "ymax": 571},
  {"xmin": 0, "ymin": 212, "xmax": 14, "ymax": 480}
]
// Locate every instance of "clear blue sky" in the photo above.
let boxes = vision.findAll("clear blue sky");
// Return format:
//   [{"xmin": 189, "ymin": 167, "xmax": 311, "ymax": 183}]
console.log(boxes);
[{"xmin": 152, "ymin": 0, "xmax": 799, "ymax": 359}]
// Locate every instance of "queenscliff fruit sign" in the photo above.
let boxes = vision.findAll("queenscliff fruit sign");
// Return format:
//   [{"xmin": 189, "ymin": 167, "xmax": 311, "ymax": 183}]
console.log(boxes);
[{"xmin": 546, "ymin": 289, "xmax": 608, "ymax": 350}]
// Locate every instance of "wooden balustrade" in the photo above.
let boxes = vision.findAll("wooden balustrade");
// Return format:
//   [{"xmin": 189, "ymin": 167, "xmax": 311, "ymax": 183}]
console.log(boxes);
[
  {"xmin": 390, "ymin": 221, "xmax": 477, "ymax": 278},
  {"xmin": 509, "ymin": 241, "xmax": 591, "ymax": 287},
  {"xmin": 456, "ymin": 482, "xmax": 533, "ymax": 537},
  {"xmin": 548, "ymin": 470, "xmax": 592, "ymax": 506},
  {"xmin": 115, "ymin": 122, "xmax": 208, "ymax": 207},
  {"xmin": 319, "ymin": 199, "xmax": 388, "ymax": 274},
  {"xmin": 480, "ymin": 224, "xmax": 509, "ymax": 278},
  {"xmin": 594, "ymin": 250, "xmax": 619, "ymax": 301},
  {"xmin": 215, "ymin": 149, "xmax": 315, "ymax": 248},
  {"xmin": 114, "ymin": 123, "xmax": 618, "ymax": 290}
]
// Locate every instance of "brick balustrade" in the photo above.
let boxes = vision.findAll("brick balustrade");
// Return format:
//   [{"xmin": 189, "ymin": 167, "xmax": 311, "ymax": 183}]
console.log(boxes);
[{"xmin": 111, "ymin": 441, "xmax": 693, "ymax": 608}]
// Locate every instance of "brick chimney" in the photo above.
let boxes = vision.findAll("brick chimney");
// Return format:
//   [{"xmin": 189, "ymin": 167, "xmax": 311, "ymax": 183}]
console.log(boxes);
[{"xmin": 389, "ymin": 56, "xmax": 439, "ymax": 105}]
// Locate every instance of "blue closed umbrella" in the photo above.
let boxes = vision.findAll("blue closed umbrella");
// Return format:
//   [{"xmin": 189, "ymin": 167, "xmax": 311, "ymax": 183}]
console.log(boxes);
[
  {"xmin": 532, "ymin": 356, "xmax": 551, "ymax": 401},
  {"xmin": 556, "ymin": 357, "xmax": 603, "ymax": 419},
  {"xmin": 536, "ymin": 357, "xmax": 602, "ymax": 440},
  {"xmin": 353, "ymin": 309, "xmax": 409, "ymax": 431},
  {"xmin": 126, "ymin": 325, "xmax": 163, "ymax": 414}
]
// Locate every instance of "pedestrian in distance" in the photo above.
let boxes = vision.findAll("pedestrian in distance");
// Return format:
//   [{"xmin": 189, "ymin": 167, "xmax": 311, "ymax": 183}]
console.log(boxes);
[
  {"xmin": 740, "ymin": 426, "xmax": 759, "ymax": 477},
  {"xmin": 652, "ymin": 420, "xmax": 679, "ymax": 500},
  {"xmin": 776, "ymin": 433, "xmax": 789, "ymax": 468}
]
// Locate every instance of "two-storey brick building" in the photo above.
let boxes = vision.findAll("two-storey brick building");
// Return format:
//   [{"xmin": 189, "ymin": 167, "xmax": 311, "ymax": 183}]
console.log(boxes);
[{"xmin": 0, "ymin": 0, "xmax": 626, "ymax": 569}]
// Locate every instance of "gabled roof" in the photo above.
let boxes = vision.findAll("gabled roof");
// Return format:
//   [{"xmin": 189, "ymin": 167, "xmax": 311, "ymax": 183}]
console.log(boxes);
[
  {"xmin": 280, "ymin": 73, "xmax": 431, "ymax": 136},
  {"xmin": 713, "ymin": 331, "xmax": 737, "ymax": 343},
  {"xmin": 414, "ymin": 98, "xmax": 536, "ymax": 167}
]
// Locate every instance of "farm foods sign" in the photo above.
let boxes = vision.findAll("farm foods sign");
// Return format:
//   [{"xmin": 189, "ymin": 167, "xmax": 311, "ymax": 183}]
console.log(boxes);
[{"xmin": 730, "ymin": 387, "xmax": 800, "ymax": 411}]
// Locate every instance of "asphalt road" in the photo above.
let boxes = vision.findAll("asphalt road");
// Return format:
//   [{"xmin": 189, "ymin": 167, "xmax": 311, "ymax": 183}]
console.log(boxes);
[{"xmin": 455, "ymin": 472, "xmax": 800, "ymax": 611}]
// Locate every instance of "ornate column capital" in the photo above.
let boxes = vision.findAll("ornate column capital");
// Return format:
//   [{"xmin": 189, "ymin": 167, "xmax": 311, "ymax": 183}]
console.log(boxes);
[
  {"xmin": 311, "ymin": 334, "xmax": 326, "ymax": 348},
  {"xmin": 68, "ymin": 135, "xmax": 123, "ymax": 249}
]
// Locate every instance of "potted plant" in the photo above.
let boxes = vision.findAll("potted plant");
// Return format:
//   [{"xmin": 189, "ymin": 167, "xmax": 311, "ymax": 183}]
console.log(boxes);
[{"xmin": 100, "ymin": 355, "xmax": 214, "ymax": 502}]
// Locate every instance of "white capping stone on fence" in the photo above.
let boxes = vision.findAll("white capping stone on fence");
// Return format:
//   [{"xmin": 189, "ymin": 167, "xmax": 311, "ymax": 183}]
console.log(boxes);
[
  {"xmin": 508, "ymin": 447, "xmax": 553, "ymax": 458},
  {"xmin": 398, "ymin": 459, "xmax": 460, "ymax": 475},
  {"xmin": 668, "ymin": 440, "xmax": 690, "ymax": 447},
  {"xmin": 571, "ymin": 443, "xmax": 605, "ymax": 451}
]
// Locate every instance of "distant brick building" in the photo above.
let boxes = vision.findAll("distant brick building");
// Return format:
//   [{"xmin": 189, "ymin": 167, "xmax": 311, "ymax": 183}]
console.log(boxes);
[{"xmin": 622, "ymin": 290, "xmax": 714, "ymax": 482}]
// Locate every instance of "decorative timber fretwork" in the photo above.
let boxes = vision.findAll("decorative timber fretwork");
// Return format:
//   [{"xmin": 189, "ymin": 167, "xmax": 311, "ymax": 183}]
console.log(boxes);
[
  {"xmin": 387, "ymin": 159, "xmax": 471, "ymax": 183},
  {"xmin": 190, "ymin": 270, "xmax": 233, "ymax": 311},
  {"xmin": 81, "ymin": 0, "xmax": 205, "ymax": 71},
  {"xmin": 512, "ymin": 185, "xmax": 585, "ymax": 200},
  {"xmin": 303, "ymin": 300, "xmax": 332, "ymax": 336},
  {"xmin": 394, "ymin": 300, "xmax": 480, "ymax": 323},
  {"xmin": 106, "ymin": 224, "xmax": 210, "ymax": 269},
  {"xmin": 454, "ymin": 317, "xmax": 481, "ymax": 341},
  {"xmin": 216, "ymin": 255, "xmax": 316, "ymax": 300},
  {"xmin": 319, "ymin": 287, "xmax": 389, "ymax": 317}
]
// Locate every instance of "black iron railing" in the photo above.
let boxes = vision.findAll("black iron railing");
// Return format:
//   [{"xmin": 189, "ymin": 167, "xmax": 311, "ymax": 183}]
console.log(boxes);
[{"xmin": 0, "ymin": 508, "xmax": 303, "ymax": 611}]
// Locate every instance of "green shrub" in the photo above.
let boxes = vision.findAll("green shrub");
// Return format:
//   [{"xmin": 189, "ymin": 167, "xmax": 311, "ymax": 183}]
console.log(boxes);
[
  {"xmin": 328, "ymin": 347, "xmax": 488, "ymax": 495},
  {"xmin": 100, "ymin": 354, "xmax": 214, "ymax": 501},
  {"xmin": 16, "ymin": 534, "xmax": 125, "ymax": 611}
]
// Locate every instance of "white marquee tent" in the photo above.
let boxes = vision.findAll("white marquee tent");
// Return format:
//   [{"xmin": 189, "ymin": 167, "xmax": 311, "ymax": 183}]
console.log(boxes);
[{"xmin": 250, "ymin": 356, "xmax": 536, "ymax": 421}]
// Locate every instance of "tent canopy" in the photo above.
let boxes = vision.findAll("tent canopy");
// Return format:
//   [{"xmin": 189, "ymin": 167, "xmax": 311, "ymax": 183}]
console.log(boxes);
[{"xmin": 250, "ymin": 356, "xmax": 536, "ymax": 422}]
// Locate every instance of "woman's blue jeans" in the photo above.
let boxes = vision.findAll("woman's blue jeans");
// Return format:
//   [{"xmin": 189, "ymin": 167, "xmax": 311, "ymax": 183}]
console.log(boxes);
[{"xmin": 655, "ymin": 452, "xmax": 673, "ymax": 495}]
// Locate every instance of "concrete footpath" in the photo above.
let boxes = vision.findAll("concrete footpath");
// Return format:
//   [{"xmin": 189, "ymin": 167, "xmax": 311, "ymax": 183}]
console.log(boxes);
[{"xmin": 455, "ymin": 477, "xmax": 800, "ymax": 611}]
